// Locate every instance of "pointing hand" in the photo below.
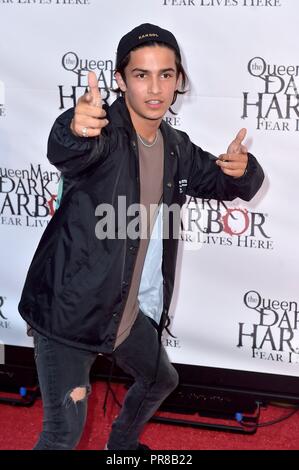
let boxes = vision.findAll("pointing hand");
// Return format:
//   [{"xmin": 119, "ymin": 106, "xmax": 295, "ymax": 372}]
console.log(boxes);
[
  {"xmin": 70, "ymin": 71, "xmax": 108, "ymax": 138},
  {"xmin": 216, "ymin": 128, "xmax": 248, "ymax": 178}
]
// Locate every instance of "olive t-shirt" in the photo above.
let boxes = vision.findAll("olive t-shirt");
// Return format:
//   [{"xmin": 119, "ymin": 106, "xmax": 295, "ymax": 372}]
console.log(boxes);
[{"xmin": 114, "ymin": 131, "xmax": 164, "ymax": 348}]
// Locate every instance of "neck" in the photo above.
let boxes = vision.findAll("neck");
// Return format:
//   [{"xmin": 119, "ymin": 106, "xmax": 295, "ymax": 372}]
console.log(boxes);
[
  {"xmin": 125, "ymin": 100, "xmax": 161, "ymax": 142},
  {"xmin": 137, "ymin": 126, "xmax": 159, "ymax": 143},
  {"xmin": 134, "ymin": 117, "xmax": 161, "ymax": 142}
]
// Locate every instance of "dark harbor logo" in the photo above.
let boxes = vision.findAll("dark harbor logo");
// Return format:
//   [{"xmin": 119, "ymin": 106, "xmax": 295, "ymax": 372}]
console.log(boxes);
[
  {"xmin": 58, "ymin": 51, "xmax": 117, "ymax": 110},
  {"xmin": 238, "ymin": 290, "xmax": 299, "ymax": 364},
  {"xmin": 181, "ymin": 197, "xmax": 273, "ymax": 250},
  {"xmin": 242, "ymin": 56, "xmax": 299, "ymax": 132},
  {"xmin": 0, "ymin": 164, "xmax": 60, "ymax": 228},
  {"xmin": 0, "ymin": 296, "xmax": 11, "ymax": 330}
]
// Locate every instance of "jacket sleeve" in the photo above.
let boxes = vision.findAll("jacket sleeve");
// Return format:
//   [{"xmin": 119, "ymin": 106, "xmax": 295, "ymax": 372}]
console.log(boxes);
[
  {"xmin": 47, "ymin": 108, "xmax": 109, "ymax": 178},
  {"xmin": 185, "ymin": 139, "xmax": 264, "ymax": 202}
]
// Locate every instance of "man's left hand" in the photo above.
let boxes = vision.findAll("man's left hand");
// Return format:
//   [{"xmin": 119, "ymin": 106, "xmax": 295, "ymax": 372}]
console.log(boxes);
[{"xmin": 216, "ymin": 128, "xmax": 248, "ymax": 178}]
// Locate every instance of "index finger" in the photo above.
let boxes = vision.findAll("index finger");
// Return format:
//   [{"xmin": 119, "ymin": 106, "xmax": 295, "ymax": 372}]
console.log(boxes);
[
  {"xmin": 88, "ymin": 71, "xmax": 102, "ymax": 107},
  {"xmin": 234, "ymin": 128, "xmax": 247, "ymax": 146}
]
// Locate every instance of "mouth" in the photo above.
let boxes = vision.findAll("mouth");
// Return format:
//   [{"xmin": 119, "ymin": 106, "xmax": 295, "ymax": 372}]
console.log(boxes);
[{"xmin": 145, "ymin": 100, "xmax": 164, "ymax": 109}]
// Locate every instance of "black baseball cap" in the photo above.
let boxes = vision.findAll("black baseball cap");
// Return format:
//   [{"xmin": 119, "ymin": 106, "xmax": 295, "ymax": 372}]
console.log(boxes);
[{"xmin": 116, "ymin": 23, "xmax": 181, "ymax": 69}]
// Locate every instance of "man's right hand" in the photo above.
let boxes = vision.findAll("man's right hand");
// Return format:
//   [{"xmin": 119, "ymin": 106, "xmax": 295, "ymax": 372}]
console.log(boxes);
[{"xmin": 70, "ymin": 71, "xmax": 109, "ymax": 138}]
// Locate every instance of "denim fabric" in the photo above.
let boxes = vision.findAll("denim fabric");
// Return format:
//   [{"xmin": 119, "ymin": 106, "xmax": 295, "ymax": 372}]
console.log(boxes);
[
  {"xmin": 33, "ymin": 330, "xmax": 97, "ymax": 450},
  {"xmin": 32, "ymin": 311, "xmax": 178, "ymax": 450},
  {"xmin": 108, "ymin": 312, "xmax": 179, "ymax": 450}
]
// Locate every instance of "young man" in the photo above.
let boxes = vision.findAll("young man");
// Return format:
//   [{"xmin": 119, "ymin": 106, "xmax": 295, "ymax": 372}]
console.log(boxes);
[{"xmin": 19, "ymin": 24, "xmax": 264, "ymax": 450}]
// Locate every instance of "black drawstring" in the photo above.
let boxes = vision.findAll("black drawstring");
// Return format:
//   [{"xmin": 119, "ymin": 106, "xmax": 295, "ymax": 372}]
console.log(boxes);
[{"xmin": 163, "ymin": 315, "xmax": 176, "ymax": 339}]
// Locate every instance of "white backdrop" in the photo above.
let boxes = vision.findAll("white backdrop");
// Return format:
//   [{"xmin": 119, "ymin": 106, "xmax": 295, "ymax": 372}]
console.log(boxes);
[{"xmin": 1, "ymin": 0, "xmax": 299, "ymax": 377}]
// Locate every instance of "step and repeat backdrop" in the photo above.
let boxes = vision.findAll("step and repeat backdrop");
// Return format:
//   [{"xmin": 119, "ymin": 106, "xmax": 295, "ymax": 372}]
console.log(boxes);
[{"xmin": 1, "ymin": 0, "xmax": 299, "ymax": 377}]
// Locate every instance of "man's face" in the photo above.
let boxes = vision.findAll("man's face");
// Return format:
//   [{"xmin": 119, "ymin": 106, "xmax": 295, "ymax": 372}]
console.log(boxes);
[{"xmin": 115, "ymin": 45, "xmax": 180, "ymax": 124}]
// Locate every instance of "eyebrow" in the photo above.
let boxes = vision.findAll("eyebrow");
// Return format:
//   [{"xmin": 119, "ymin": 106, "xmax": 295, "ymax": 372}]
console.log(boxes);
[{"xmin": 130, "ymin": 67, "xmax": 176, "ymax": 74}]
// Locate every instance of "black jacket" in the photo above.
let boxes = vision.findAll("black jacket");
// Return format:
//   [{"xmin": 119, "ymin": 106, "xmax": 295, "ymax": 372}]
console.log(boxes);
[{"xmin": 18, "ymin": 97, "xmax": 264, "ymax": 353}]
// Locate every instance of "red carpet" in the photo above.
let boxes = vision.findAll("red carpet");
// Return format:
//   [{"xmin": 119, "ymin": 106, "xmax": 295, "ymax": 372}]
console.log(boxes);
[{"xmin": 0, "ymin": 381, "xmax": 299, "ymax": 450}]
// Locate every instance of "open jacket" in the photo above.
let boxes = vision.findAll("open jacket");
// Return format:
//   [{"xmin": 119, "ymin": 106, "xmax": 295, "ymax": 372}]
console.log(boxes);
[{"xmin": 18, "ymin": 97, "xmax": 264, "ymax": 353}]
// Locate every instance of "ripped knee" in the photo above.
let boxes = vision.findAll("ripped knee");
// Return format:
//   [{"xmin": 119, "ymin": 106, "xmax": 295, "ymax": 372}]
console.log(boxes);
[{"xmin": 70, "ymin": 387, "xmax": 87, "ymax": 403}]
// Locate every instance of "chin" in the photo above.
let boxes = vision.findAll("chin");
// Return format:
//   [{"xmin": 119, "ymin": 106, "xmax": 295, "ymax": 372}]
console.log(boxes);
[
  {"xmin": 146, "ymin": 113, "xmax": 165, "ymax": 121},
  {"xmin": 143, "ymin": 108, "xmax": 168, "ymax": 121}
]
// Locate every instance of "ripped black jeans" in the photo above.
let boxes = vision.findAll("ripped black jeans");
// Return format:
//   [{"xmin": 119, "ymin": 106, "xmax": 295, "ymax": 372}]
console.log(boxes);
[{"xmin": 32, "ymin": 311, "xmax": 179, "ymax": 450}]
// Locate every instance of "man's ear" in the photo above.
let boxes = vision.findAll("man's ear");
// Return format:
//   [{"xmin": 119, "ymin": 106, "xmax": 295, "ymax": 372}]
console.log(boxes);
[
  {"xmin": 176, "ymin": 72, "xmax": 182, "ymax": 92},
  {"xmin": 115, "ymin": 72, "xmax": 127, "ymax": 92}
]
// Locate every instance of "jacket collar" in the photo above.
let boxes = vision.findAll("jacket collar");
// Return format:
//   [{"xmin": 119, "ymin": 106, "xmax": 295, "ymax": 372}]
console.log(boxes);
[{"xmin": 106, "ymin": 96, "xmax": 132, "ymax": 129}]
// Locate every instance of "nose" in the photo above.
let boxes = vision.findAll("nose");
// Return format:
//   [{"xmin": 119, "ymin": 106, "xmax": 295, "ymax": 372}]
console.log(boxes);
[{"xmin": 148, "ymin": 76, "xmax": 161, "ymax": 95}]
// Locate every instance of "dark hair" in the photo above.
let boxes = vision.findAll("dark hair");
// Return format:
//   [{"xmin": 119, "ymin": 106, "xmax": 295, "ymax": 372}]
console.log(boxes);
[{"xmin": 113, "ymin": 41, "xmax": 188, "ymax": 114}]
